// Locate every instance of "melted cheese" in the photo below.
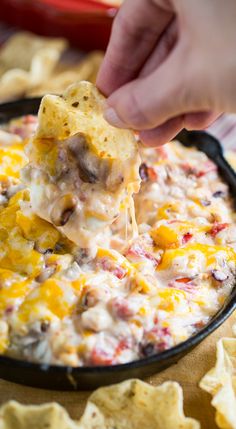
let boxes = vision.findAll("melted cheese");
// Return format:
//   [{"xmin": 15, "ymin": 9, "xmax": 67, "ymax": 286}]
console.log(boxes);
[
  {"xmin": 158, "ymin": 243, "xmax": 236, "ymax": 271},
  {"xmin": 22, "ymin": 83, "xmax": 141, "ymax": 252},
  {"xmin": 0, "ymin": 113, "xmax": 234, "ymax": 368},
  {"xmin": 17, "ymin": 278, "xmax": 84, "ymax": 323}
]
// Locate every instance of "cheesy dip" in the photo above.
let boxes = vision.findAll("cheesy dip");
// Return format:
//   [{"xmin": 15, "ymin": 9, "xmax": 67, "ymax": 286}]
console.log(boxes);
[
  {"xmin": 0, "ymin": 114, "xmax": 235, "ymax": 366},
  {"xmin": 22, "ymin": 82, "xmax": 140, "ymax": 254}
]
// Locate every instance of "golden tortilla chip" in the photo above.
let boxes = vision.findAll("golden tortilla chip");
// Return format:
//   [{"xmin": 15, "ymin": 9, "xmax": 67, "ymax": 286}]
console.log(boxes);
[
  {"xmin": 27, "ymin": 70, "xmax": 83, "ymax": 97},
  {"xmin": 22, "ymin": 81, "xmax": 140, "ymax": 249},
  {"xmin": 79, "ymin": 379, "xmax": 200, "ymax": 429},
  {"xmin": 232, "ymin": 323, "xmax": 236, "ymax": 337},
  {"xmin": 0, "ymin": 380, "xmax": 199, "ymax": 429},
  {"xmin": 0, "ymin": 32, "xmax": 67, "ymax": 74},
  {"xmin": 200, "ymin": 337, "xmax": 236, "ymax": 429},
  {"xmin": 0, "ymin": 400, "xmax": 78, "ymax": 429},
  {"xmin": 26, "ymin": 51, "xmax": 104, "ymax": 96},
  {"xmin": 0, "ymin": 32, "xmax": 67, "ymax": 102},
  {"xmin": 225, "ymin": 150, "xmax": 236, "ymax": 172},
  {"xmin": 30, "ymin": 48, "xmax": 64, "ymax": 86},
  {"xmin": 36, "ymin": 80, "xmax": 137, "ymax": 161},
  {"xmin": 0, "ymin": 69, "xmax": 29, "ymax": 101}
]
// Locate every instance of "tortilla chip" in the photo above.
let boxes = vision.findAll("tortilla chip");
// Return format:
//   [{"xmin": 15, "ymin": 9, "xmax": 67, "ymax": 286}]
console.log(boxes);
[
  {"xmin": 27, "ymin": 70, "xmax": 83, "ymax": 97},
  {"xmin": 36, "ymin": 81, "xmax": 137, "ymax": 162},
  {"xmin": 200, "ymin": 337, "xmax": 236, "ymax": 429},
  {"xmin": 78, "ymin": 379, "xmax": 200, "ymax": 429},
  {"xmin": 0, "ymin": 69, "xmax": 29, "ymax": 101},
  {"xmin": 0, "ymin": 32, "xmax": 67, "ymax": 74},
  {"xmin": 0, "ymin": 400, "xmax": 78, "ymax": 429},
  {"xmin": 30, "ymin": 48, "xmax": 65, "ymax": 86},
  {"xmin": 225, "ymin": 150, "xmax": 236, "ymax": 172},
  {"xmin": 0, "ymin": 380, "xmax": 199, "ymax": 429},
  {"xmin": 0, "ymin": 32, "xmax": 102, "ymax": 101},
  {"xmin": 232, "ymin": 324, "xmax": 236, "ymax": 337},
  {"xmin": 23, "ymin": 81, "xmax": 140, "ymax": 248},
  {"xmin": 0, "ymin": 32, "xmax": 67, "ymax": 102},
  {"xmin": 26, "ymin": 51, "xmax": 104, "ymax": 96},
  {"xmin": 85, "ymin": 51, "xmax": 104, "ymax": 84}
]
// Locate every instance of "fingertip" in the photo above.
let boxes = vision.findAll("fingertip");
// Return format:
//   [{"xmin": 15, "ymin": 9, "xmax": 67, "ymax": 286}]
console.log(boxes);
[
  {"xmin": 96, "ymin": 61, "xmax": 115, "ymax": 97},
  {"xmin": 139, "ymin": 116, "xmax": 184, "ymax": 147},
  {"xmin": 139, "ymin": 133, "xmax": 168, "ymax": 147},
  {"xmin": 103, "ymin": 107, "xmax": 128, "ymax": 129},
  {"xmin": 183, "ymin": 112, "xmax": 221, "ymax": 130}
]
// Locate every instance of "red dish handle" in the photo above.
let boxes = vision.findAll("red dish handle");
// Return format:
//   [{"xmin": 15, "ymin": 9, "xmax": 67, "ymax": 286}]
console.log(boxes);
[{"xmin": 39, "ymin": 0, "xmax": 118, "ymax": 12}]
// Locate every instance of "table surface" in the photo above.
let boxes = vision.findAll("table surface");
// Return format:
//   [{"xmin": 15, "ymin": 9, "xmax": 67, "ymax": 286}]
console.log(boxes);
[{"xmin": 0, "ymin": 312, "xmax": 235, "ymax": 429}]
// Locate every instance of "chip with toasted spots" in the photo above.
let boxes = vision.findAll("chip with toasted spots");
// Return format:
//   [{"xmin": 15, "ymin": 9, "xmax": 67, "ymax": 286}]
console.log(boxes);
[
  {"xmin": 0, "ymin": 32, "xmax": 67, "ymax": 102},
  {"xmin": 0, "ymin": 380, "xmax": 200, "ymax": 429},
  {"xmin": 79, "ymin": 379, "xmax": 200, "ymax": 429},
  {"xmin": 36, "ymin": 80, "xmax": 138, "ymax": 162},
  {"xmin": 22, "ymin": 82, "xmax": 140, "ymax": 251},
  {"xmin": 200, "ymin": 336, "xmax": 236, "ymax": 429},
  {"xmin": 0, "ymin": 401, "xmax": 78, "ymax": 429}
]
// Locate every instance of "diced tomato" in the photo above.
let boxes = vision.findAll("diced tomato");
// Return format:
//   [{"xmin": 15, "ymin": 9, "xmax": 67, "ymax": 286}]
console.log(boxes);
[
  {"xmin": 156, "ymin": 146, "xmax": 168, "ymax": 159},
  {"xmin": 209, "ymin": 222, "xmax": 229, "ymax": 237},
  {"xmin": 116, "ymin": 338, "xmax": 131, "ymax": 354},
  {"xmin": 153, "ymin": 315, "xmax": 159, "ymax": 325},
  {"xmin": 108, "ymin": 297, "xmax": 135, "ymax": 320},
  {"xmin": 99, "ymin": 258, "xmax": 127, "ymax": 279},
  {"xmin": 139, "ymin": 163, "xmax": 158, "ymax": 182},
  {"xmin": 193, "ymin": 321, "xmax": 205, "ymax": 330},
  {"xmin": 147, "ymin": 166, "xmax": 158, "ymax": 181},
  {"xmin": 113, "ymin": 266, "xmax": 127, "ymax": 279},
  {"xmin": 181, "ymin": 163, "xmax": 196, "ymax": 175},
  {"xmin": 125, "ymin": 243, "xmax": 160, "ymax": 267},
  {"xmin": 143, "ymin": 326, "xmax": 172, "ymax": 353},
  {"xmin": 146, "ymin": 325, "xmax": 171, "ymax": 338},
  {"xmin": 175, "ymin": 277, "xmax": 192, "ymax": 283},
  {"xmin": 196, "ymin": 161, "xmax": 217, "ymax": 178},
  {"xmin": 90, "ymin": 348, "xmax": 114, "ymax": 366},
  {"xmin": 22, "ymin": 115, "xmax": 38, "ymax": 124},
  {"xmin": 168, "ymin": 278, "xmax": 197, "ymax": 294},
  {"xmin": 182, "ymin": 232, "xmax": 193, "ymax": 244}
]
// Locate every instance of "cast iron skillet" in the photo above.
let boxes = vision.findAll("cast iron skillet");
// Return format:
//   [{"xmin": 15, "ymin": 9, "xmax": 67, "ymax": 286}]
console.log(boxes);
[{"xmin": 0, "ymin": 98, "xmax": 235, "ymax": 391}]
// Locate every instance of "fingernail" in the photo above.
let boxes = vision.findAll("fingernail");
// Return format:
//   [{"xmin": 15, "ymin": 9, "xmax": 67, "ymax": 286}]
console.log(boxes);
[{"xmin": 104, "ymin": 107, "xmax": 126, "ymax": 128}]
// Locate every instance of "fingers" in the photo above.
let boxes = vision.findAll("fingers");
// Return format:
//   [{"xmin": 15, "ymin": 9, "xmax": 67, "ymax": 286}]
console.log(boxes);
[
  {"xmin": 139, "ymin": 116, "xmax": 184, "ymax": 146},
  {"xmin": 104, "ymin": 45, "xmax": 190, "ymax": 130},
  {"xmin": 139, "ymin": 111, "xmax": 220, "ymax": 147},
  {"xmin": 182, "ymin": 111, "xmax": 220, "ymax": 130},
  {"xmin": 139, "ymin": 19, "xmax": 177, "ymax": 78},
  {"xmin": 96, "ymin": 0, "xmax": 173, "ymax": 96}
]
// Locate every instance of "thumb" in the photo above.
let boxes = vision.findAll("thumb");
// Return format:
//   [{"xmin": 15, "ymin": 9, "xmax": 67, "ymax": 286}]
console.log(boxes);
[{"xmin": 104, "ymin": 46, "xmax": 205, "ymax": 131}]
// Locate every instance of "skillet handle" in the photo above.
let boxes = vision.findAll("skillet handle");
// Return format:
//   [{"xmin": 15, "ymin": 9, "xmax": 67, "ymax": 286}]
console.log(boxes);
[{"xmin": 215, "ymin": 154, "xmax": 236, "ymax": 198}]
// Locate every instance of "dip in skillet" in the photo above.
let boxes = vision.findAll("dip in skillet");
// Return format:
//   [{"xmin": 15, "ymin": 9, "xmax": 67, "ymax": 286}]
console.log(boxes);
[{"xmin": 0, "ymin": 83, "xmax": 235, "ymax": 367}]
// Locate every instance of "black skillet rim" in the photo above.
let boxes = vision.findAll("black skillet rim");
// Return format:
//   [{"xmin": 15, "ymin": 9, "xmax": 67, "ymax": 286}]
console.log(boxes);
[{"xmin": 0, "ymin": 97, "xmax": 235, "ymax": 379}]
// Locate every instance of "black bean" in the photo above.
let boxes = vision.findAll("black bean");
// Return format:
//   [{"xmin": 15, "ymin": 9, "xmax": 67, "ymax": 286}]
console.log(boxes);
[
  {"xmin": 140, "ymin": 342, "xmax": 155, "ymax": 357},
  {"xmin": 211, "ymin": 269, "xmax": 228, "ymax": 282},
  {"xmin": 200, "ymin": 199, "xmax": 211, "ymax": 207},
  {"xmin": 41, "ymin": 321, "xmax": 50, "ymax": 333},
  {"xmin": 60, "ymin": 208, "xmax": 75, "ymax": 226},
  {"xmin": 139, "ymin": 163, "xmax": 149, "ymax": 181},
  {"xmin": 213, "ymin": 190, "xmax": 225, "ymax": 198}
]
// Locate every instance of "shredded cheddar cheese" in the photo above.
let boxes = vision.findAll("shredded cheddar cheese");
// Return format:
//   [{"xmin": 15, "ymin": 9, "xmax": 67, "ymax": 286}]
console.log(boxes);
[{"xmin": 0, "ymin": 115, "xmax": 234, "ymax": 368}]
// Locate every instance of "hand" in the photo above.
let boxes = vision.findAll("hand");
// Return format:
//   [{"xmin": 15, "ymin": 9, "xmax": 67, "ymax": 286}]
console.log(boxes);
[{"xmin": 97, "ymin": 0, "xmax": 236, "ymax": 146}]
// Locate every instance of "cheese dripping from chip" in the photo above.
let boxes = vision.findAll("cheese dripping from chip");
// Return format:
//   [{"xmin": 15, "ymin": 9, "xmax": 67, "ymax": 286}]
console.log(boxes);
[{"xmin": 22, "ymin": 81, "xmax": 141, "ymax": 253}]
